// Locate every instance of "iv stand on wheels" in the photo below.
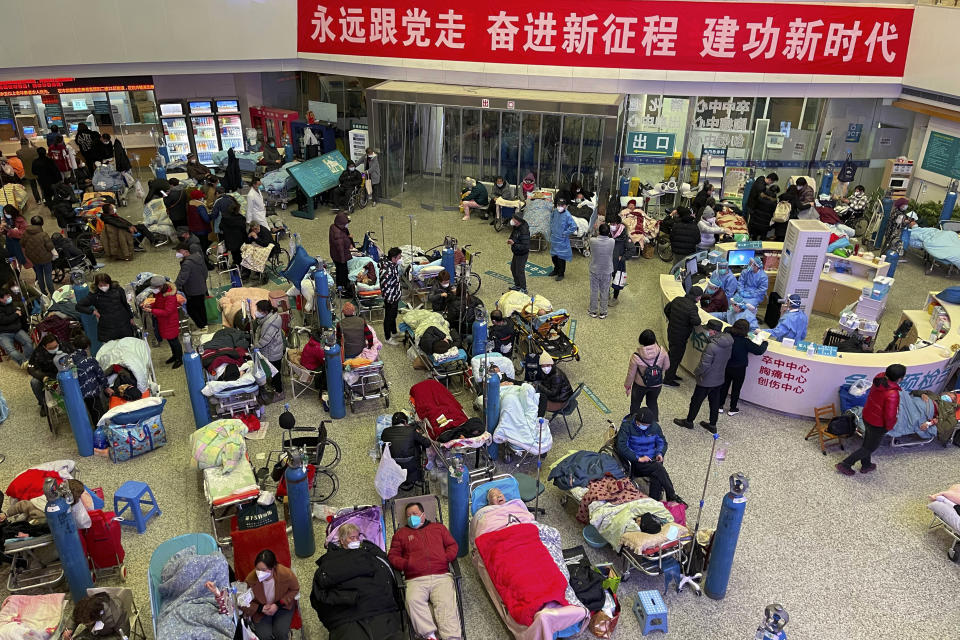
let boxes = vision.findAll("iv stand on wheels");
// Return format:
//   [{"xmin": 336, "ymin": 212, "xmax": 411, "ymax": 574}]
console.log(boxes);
[{"xmin": 677, "ymin": 432, "xmax": 720, "ymax": 596}]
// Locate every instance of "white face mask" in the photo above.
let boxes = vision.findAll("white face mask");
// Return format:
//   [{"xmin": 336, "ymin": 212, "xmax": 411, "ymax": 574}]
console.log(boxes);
[
  {"xmin": 176, "ymin": 253, "xmax": 185, "ymax": 260},
  {"xmin": 441, "ymin": 282, "xmax": 449, "ymax": 288},
  {"xmin": 541, "ymin": 366, "xmax": 552, "ymax": 374},
  {"xmin": 98, "ymin": 285, "xmax": 110, "ymax": 292},
  {"xmin": 510, "ymin": 219, "xmax": 518, "ymax": 226},
  {"xmin": 256, "ymin": 569, "xmax": 272, "ymax": 582},
  {"xmin": 557, "ymin": 207, "xmax": 566, "ymax": 212},
  {"xmin": 256, "ymin": 311, "xmax": 266, "ymax": 319},
  {"xmin": 346, "ymin": 541, "xmax": 361, "ymax": 549},
  {"xmin": 10, "ymin": 286, "xmax": 19, "ymax": 293},
  {"xmin": 150, "ymin": 287, "xmax": 161, "ymax": 294}
]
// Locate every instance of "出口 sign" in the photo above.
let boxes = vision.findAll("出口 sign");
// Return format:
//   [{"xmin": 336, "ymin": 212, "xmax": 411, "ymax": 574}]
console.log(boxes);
[
  {"xmin": 298, "ymin": 1, "xmax": 914, "ymax": 77},
  {"xmin": 626, "ymin": 131, "xmax": 675, "ymax": 156}
]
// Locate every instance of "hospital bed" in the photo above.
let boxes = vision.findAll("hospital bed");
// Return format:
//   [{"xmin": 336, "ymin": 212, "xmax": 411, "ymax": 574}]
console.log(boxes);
[
  {"xmin": 468, "ymin": 475, "xmax": 589, "ymax": 639},
  {"xmin": 344, "ymin": 361, "xmax": 390, "ymax": 413},
  {"xmin": 927, "ymin": 491, "xmax": 960, "ymax": 562},
  {"xmin": 351, "ymin": 238, "xmax": 386, "ymax": 320},
  {"xmin": 400, "ymin": 321, "xmax": 470, "ymax": 392},
  {"xmin": 0, "ymin": 593, "xmax": 67, "ymax": 639}
]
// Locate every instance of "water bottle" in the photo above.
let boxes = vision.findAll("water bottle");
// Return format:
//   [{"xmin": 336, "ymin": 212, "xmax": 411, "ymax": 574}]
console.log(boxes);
[
  {"xmin": 93, "ymin": 426, "xmax": 108, "ymax": 450},
  {"xmin": 806, "ymin": 343, "xmax": 816, "ymax": 357},
  {"xmin": 715, "ymin": 440, "xmax": 730, "ymax": 462}
]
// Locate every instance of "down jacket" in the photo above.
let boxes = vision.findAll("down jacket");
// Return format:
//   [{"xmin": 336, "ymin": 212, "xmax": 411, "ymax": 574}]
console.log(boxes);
[
  {"xmin": 862, "ymin": 374, "xmax": 901, "ymax": 431},
  {"xmin": 149, "ymin": 286, "xmax": 181, "ymax": 341},
  {"xmin": 693, "ymin": 331, "xmax": 734, "ymax": 388},
  {"xmin": 667, "ymin": 212, "xmax": 700, "ymax": 258},
  {"xmin": 76, "ymin": 285, "xmax": 136, "ymax": 342},
  {"xmin": 311, "ymin": 542, "xmax": 402, "ymax": 634},
  {"xmin": 21, "ymin": 225, "xmax": 54, "ymax": 265},
  {"xmin": 329, "ymin": 212, "xmax": 353, "ymax": 263},
  {"xmin": 0, "ymin": 298, "xmax": 22, "ymax": 334},
  {"xmin": 663, "ymin": 292, "xmax": 702, "ymax": 347},
  {"xmin": 616, "ymin": 414, "xmax": 668, "ymax": 461}
]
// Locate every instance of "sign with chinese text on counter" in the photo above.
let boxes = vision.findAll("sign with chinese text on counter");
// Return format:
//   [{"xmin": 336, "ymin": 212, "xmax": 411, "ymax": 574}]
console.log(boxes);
[{"xmin": 298, "ymin": 1, "xmax": 913, "ymax": 77}]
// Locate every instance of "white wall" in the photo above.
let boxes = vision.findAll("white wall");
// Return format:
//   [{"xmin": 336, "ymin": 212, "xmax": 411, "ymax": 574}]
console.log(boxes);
[
  {"xmin": 903, "ymin": 6, "xmax": 960, "ymax": 98},
  {"xmin": 0, "ymin": 0, "xmax": 297, "ymax": 78}
]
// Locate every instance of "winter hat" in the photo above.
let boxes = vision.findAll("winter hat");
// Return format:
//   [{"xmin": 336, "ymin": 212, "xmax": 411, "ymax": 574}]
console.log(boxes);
[
  {"xmin": 342, "ymin": 302, "xmax": 356, "ymax": 316},
  {"xmin": 894, "ymin": 197, "xmax": 909, "ymax": 209},
  {"xmin": 702, "ymin": 206, "xmax": 715, "ymax": 219},
  {"xmin": 149, "ymin": 275, "xmax": 165, "ymax": 288},
  {"xmin": 706, "ymin": 319, "xmax": 724, "ymax": 332},
  {"xmin": 189, "ymin": 189, "xmax": 204, "ymax": 200},
  {"xmin": 787, "ymin": 294, "xmax": 803, "ymax": 308},
  {"xmin": 635, "ymin": 408, "xmax": 655, "ymax": 426},
  {"xmin": 539, "ymin": 351, "xmax": 554, "ymax": 367},
  {"xmin": 512, "ymin": 209, "xmax": 525, "ymax": 221}
]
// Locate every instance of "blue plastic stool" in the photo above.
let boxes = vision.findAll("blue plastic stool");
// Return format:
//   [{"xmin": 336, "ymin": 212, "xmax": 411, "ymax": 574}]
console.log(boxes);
[
  {"xmin": 661, "ymin": 556, "xmax": 682, "ymax": 594},
  {"xmin": 113, "ymin": 481, "xmax": 161, "ymax": 534},
  {"xmin": 633, "ymin": 589, "xmax": 668, "ymax": 635}
]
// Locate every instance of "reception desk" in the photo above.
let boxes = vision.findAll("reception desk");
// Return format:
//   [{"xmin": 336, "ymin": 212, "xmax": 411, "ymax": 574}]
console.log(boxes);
[{"xmin": 660, "ymin": 274, "xmax": 960, "ymax": 418}]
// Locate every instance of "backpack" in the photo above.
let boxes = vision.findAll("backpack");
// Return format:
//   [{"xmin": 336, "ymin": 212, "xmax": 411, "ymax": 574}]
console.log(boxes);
[
  {"xmin": 773, "ymin": 201, "xmax": 792, "ymax": 224},
  {"xmin": 837, "ymin": 153, "xmax": 857, "ymax": 183},
  {"xmin": 826, "ymin": 413, "xmax": 856, "ymax": 436},
  {"xmin": 637, "ymin": 350, "xmax": 663, "ymax": 387}
]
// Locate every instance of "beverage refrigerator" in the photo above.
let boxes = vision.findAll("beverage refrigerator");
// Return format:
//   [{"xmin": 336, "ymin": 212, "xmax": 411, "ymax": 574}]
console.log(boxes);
[
  {"xmin": 214, "ymin": 98, "xmax": 245, "ymax": 153},
  {"xmin": 159, "ymin": 101, "xmax": 191, "ymax": 164},
  {"xmin": 188, "ymin": 100, "xmax": 220, "ymax": 166}
]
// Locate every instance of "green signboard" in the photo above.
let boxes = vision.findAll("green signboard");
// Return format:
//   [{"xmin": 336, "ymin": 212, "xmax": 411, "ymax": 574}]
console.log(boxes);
[
  {"xmin": 286, "ymin": 150, "xmax": 348, "ymax": 197},
  {"xmin": 625, "ymin": 131, "xmax": 676, "ymax": 157},
  {"xmin": 921, "ymin": 131, "xmax": 960, "ymax": 180}
]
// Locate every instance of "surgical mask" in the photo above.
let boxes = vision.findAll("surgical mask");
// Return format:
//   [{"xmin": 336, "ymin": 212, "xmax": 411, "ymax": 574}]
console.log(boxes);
[
  {"xmin": 176, "ymin": 253, "xmax": 185, "ymax": 260},
  {"xmin": 98, "ymin": 285, "xmax": 110, "ymax": 292},
  {"xmin": 407, "ymin": 514, "xmax": 421, "ymax": 528},
  {"xmin": 348, "ymin": 167, "xmax": 356, "ymax": 172},
  {"xmin": 10, "ymin": 286, "xmax": 19, "ymax": 293},
  {"xmin": 256, "ymin": 311, "xmax": 266, "ymax": 319},
  {"xmin": 557, "ymin": 207, "xmax": 566, "ymax": 212},
  {"xmin": 91, "ymin": 621, "xmax": 105, "ymax": 632},
  {"xmin": 441, "ymin": 282, "xmax": 449, "ymax": 288},
  {"xmin": 46, "ymin": 347, "xmax": 58, "ymax": 354},
  {"xmin": 346, "ymin": 541, "xmax": 361, "ymax": 549},
  {"xmin": 941, "ymin": 395, "xmax": 952, "ymax": 403},
  {"xmin": 496, "ymin": 182, "xmax": 503, "ymax": 187},
  {"xmin": 1, "ymin": 297, "xmax": 10, "ymax": 304},
  {"xmin": 150, "ymin": 287, "xmax": 161, "ymax": 294},
  {"xmin": 256, "ymin": 570, "xmax": 272, "ymax": 582},
  {"xmin": 636, "ymin": 423, "xmax": 649, "ymax": 431},
  {"xmin": 258, "ymin": 185, "xmax": 265, "ymax": 191},
  {"xmin": 269, "ymin": 143, "xmax": 276, "ymax": 148},
  {"xmin": 541, "ymin": 366, "xmax": 552, "ymax": 374}
]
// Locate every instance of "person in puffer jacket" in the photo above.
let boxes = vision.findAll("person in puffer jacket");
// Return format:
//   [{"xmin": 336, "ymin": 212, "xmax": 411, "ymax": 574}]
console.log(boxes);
[
  {"xmin": 615, "ymin": 408, "xmax": 684, "ymax": 503},
  {"xmin": 674, "ymin": 319, "xmax": 733, "ymax": 434},
  {"xmin": 624, "ymin": 329, "xmax": 669, "ymax": 420},
  {"xmin": 836, "ymin": 364, "xmax": 905, "ymax": 476},
  {"xmin": 667, "ymin": 206, "xmax": 700, "ymax": 259}
]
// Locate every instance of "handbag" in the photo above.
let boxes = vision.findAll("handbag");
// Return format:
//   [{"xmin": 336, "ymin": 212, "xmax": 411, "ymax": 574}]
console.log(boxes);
[
  {"xmin": 374, "ymin": 442, "xmax": 407, "ymax": 500},
  {"xmin": 772, "ymin": 201, "xmax": 792, "ymax": 224},
  {"xmin": 588, "ymin": 592, "xmax": 621, "ymax": 638},
  {"xmin": 106, "ymin": 415, "xmax": 167, "ymax": 462},
  {"xmin": 236, "ymin": 501, "xmax": 279, "ymax": 530},
  {"xmin": 837, "ymin": 154, "xmax": 857, "ymax": 183}
]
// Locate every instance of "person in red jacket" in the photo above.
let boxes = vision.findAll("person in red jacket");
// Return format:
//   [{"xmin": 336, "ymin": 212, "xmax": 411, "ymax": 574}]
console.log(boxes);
[
  {"xmin": 186, "ymin": 189, "xmax": 212, "ymax": 254},
  {"xmin": 146, "ymin": 277, "xmax": 183, "ymax": 369},
  {"xmin": 388, "ymin": 502, "xmax": 461, "ymax": 640},
  {"xmin": 299, "ymin": 327, "xmax": 327, "ymax": 398},
  {"xmin": 836, "ymin": 364, "xmax": 906, "ymax": 475}
]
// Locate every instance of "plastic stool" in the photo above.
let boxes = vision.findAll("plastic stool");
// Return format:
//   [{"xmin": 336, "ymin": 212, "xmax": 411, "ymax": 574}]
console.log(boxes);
[
  {"xmin": 633, "ymin": 589, "xmax": 668, "ymax": 635},
  {"xmin": 661, "ymin": 556, "xmax": 682, "ymax": 594},
  {"xmin": 113, "ymin": 481, "xmax": 161, "ymax": 534}
]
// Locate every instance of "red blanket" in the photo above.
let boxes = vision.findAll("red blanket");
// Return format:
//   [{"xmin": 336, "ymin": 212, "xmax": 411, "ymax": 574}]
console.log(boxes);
[
  {"xmin": 410, "ymin": 379, "xmax": 467, "ymax": 438},
  {"xmin": 474, "ymin": 523, "xmax": 569, "ymax": 626},
  {"xmin": 6, "ymin": 469, "xmax": 62, "ymax": 500}
]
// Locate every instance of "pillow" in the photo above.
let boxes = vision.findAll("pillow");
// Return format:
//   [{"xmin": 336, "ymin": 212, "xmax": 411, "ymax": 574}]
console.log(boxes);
[
  {"xmin": 937, "ymin": 287, "xmax": 960, "ymax": 305},
  {"xmin": 281, "ymin": 245, "xmax": 317, "ymax": 287}
]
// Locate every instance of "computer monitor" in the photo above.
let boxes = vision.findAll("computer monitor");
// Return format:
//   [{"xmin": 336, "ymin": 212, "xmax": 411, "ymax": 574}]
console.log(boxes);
[
  {"xmin": 727, "ymin": 249, "xmax": 754, "ymax": 267},
  {"xmin": 69, "ymin": 123, "xmax": 79, "ymax": 134},
  {"xmin": 22, "ymin": 126, "xmax": 35, "ymax": 137},
  {"xmin": 685, "ymin": 257, "xmax": 699, "ymax": 276}
]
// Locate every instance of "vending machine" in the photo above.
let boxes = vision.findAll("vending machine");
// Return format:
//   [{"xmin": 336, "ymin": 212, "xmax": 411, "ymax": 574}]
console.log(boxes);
[
  {"xmin": 159, "ymin": 101, "xmax": 191, "ymax": 164},
  {"xmin": 215, "ymin": 98, "xmax": 245, "ymax": 153},
  {"xmin": 188, "ymin": 100, "xmax": 220, "ymax": 166}
]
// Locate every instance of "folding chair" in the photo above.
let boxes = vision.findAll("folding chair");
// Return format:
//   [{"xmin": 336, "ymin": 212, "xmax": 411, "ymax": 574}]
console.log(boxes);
[
  {"xmin": 804, "ymin": 403, "xmax": 847, "ymax": 455},
  {"xmin": 231, "ymin": 522, "xmax": 306, "ymax": 639},
  {"xmin": 545, "ymin": 382, "xmax": 585, "ymax": 439},
  {"xmin": 81, "ymin": 587, "xmax": 148, "ymax": 640}
]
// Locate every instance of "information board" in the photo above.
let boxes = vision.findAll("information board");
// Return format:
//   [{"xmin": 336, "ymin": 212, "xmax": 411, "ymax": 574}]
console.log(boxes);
[
  {"xmin": 921, "ymin": 131, "xmax": 960, "ymax": 180},
  {"xmin": 286, "ymin": 150, "xmax": 347, "ymax": 198}
]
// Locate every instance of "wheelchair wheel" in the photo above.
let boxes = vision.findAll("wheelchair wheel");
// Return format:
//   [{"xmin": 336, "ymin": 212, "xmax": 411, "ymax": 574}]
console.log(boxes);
[
  {"xmin": 465, "ymin": 272, "xmax": 481, "ymax": 296},
  {"xmin": 269, "ymin": 247, "xmax": 290, "ymax": 276},
  {"xmin": 657, "ymin": 237, "xmax": 673, "ymax": 262},
  {"xmin": 357, "ymin": 188, "xmax": 369, "ymax": 209},
  {"xmin": 315, "ymin": 438, "xmax": 341, "ymax": 470},
  {"xmin": 493, "ymin": 216, "xmax": 504, "ymax": 232},
  {"xmin": 52, "ymin": 265, "xmax": 66, "ymax": 284},
  {"xmin": 310, "ymin": 469, "xmax": 339, "ymax": 504},
  {"xmin": 853, "ymin": 217, "xmax": 869, "ymax": 239}
]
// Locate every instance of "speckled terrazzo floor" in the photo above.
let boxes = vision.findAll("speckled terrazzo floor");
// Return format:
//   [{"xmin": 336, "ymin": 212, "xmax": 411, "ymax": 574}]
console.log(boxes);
[{"xmin": 1, "ymin": 180, "xmax": 958, "ymax": 640}]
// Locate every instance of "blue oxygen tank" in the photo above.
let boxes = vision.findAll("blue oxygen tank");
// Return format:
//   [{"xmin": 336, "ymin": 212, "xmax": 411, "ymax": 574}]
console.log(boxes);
[
  {"xmin": 485, "ymin": 373, "xmax": 501, "ymax": 461},
  {"xmin": 184, "ymin": 349, "xmax": 211, "ymax": 429},
  {"xmin": 941, "ymin": 189, "xmax": 958, "ymax": 223},
  {"xmin": 447, "ymin": 455, "xmax": 469, "ymax": 558},
  {"xmin": 873, "ymin": 197, "xmax": 894, "ymax": 248},
  {"xmin": 472, "ymin": 317, "xmax": 488, "ymax": 357},
  {"xmin": 43, "ymin": 479, "xmax": 92, "ymax": 601},
  {"xmin": 284, "ymin": 456, "xmax": 315, "ymax": 557},
  {"xmin": 73, "ymin": 285, "xmax": 102, "ymax": 356},
  {"xmin": 819, "ymin": 169, "xmax": 833, "ymax": 197},
  {"xmin": 885, "ymin": 250, "xmax": 900, "ymax": 279},
  {"xmin": 704, "ymin": 472, "xmax": 749, "ymax": 600},
  {"xmin": 442, "ymin": 247, "xmax": 455, "ymax": 282},
  {"xmin": 619, "ymin": 175, "xmax": 630, "ymax": 196},
  {"xmin": 56, "ymin": 362, "xmax": 93, "ymax": 457},
  {"xmin": 314, "ymin": 266, "xmax": 333, "ymax": 329},
  {"xmin": 324, "ymin": 343, "xmax": 346, "ymax": 419}
]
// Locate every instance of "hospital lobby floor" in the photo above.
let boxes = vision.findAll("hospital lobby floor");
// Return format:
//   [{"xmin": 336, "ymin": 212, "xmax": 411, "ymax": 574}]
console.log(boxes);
[{"xmin": 0, "ymin": 184, "xmax": 958, "ymax": 639}]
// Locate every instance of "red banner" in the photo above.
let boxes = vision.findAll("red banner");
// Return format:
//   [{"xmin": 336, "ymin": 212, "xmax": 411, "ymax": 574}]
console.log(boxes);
[{"xmin": 298, "ymin": 1, "xmax": 913, "ymax": 77}]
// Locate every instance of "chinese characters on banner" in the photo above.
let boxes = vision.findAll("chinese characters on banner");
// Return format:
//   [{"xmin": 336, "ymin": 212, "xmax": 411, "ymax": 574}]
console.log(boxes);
[
  {"xmin": 758, "ymin": 355, "xmax": 810, "ymax": 396},
  {"xmin": 298, "ymin": 1, "xmax": 913, "ymax": 77}
]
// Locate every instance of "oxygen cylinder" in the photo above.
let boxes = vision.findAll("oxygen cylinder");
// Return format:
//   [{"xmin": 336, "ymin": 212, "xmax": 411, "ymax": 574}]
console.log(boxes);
[
  {"xmin": 314, "ymin": 266, "xmax": 333, "ymax": 329},
  {"xmin": 56, "ymin": 363, "xmax": 93, "ymax": 457},
  {"xmin": 43, "ymin": 479, "xmax": 92, "ymax": 601},
  {"xmin": 442, "ymin": 247, "xmax": 455, "ymax": 282},
  {"xmin": 819, "ymin": 170, "xmax": 833, "ymax": 197},
  {"xmin": 184, "ymin": 350, "xmax": 211, "ymax": 429},
  {"xmin": 284, "ymin": 457, "xmax": 315, "ymax": 558},
  {"xmin": 941, "ymin": 189, "xmax": 958, "ymax": 223},
  {"xmin": 874, "ymin": 197, "xmax": 894, "ymax": 247},
  {"xmin": 447, "ymin": 455, "xmax": 469, "ymax": 558},
  {"xmin": 484, "ymin": 373, "xmax": 501, "ymax": 461},
  {"xmin": 704, "ymin": 472, "xmax": 749, "ymax": 600},
  {"xmin": 885, "ymin": 250, "xmax": 900, "ymax": 279},
  {"xmin": 324, "ymin": 343, "xmax": 346, "ymax": 419},
  {"xmin": 472, "ymin": 317, "xmax": 488, "ymax": 357}
]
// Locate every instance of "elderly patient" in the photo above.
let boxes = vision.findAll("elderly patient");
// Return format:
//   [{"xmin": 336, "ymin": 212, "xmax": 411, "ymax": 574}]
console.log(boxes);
[
  {"xmin": 388, "ymin": 502, "xmax": 461, "ymax": 640},
  {"xmin": 487, "ymin": 488, "xmax": 507, "ymax": 506},
  {"xmin": 310, "ymin": 524, "xmax": 404, "ymax": 640}
]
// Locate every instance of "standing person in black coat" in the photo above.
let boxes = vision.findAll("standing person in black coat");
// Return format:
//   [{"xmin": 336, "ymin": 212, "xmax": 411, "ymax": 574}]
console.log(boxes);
[
  {"xmin": 30, "ymin": 148, "xmax": 62, "ymax": 205},
  {"xmin": 746, "ymin": 172, "xmax": 779, "ymax": 223},
  {"xmin": 667, "ymin": 206, "xmax": 700, "ymax": 259},
  {"xmin": 719, "ymin": 319, "xmax": 768, "ymax": 416},
  {"xmin": 74, "ymin": 123, "xmax": 99, "ymax": 171},
  {"xmin": 218, "ymin": 197, "xmax": 247, "ymax": 269},
  {"xmin": 748, "ymin": 185, "xmax": 780, "ymax": 241},
  {"xmin": 507, "ymin": 209, "xmax": 529, "ymax": 292},
  {"xmin": 174, "ymin": 242, "xmax": 209, "ymax": 329},
  {"xmin": 662, "ymin": 285, "xmax": 703, "ymax": 386},
  {"xmin": 76, "ymin": 273, "xmax": 137, "ymax": 343},
  {"xmin": 163, "ymin": 178, "xmax": 189, "ymax": 229},
  {"xmin": 222, "ymin": 148, "xmax": 242, "ymax": 192}
]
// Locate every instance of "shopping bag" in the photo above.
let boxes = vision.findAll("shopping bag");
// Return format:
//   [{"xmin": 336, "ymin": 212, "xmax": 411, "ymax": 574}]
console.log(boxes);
[
  {"xmin": 374, "ymin": 442, "xmax": 407, "ymax": 500},
  {"xmin": 234, "ymin": 619, "xmax": 258, "ymax": 640},
  {"xmin": 134, "ymin": 180, "xmax": 145, "ymax": 200},
  {"xmin": 205, "ymin": 295, "xmax": 221, "ymax": 324},
  {"xmin": 837, "ymin": 154, "xmax": 857, "ymax": 183}
]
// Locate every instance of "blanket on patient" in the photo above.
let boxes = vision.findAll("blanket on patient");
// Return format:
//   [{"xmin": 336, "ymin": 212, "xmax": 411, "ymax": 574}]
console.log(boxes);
[
  {"xmin": 410, "ymin": 378, "xmax": 468, "ymax": 436},
  {"xmin": 157, "ymin": 549, "xmax": 234, "ymax": 640},
  {"xmin": 474, "ymin": 522, "xmax": 570, "ymax": 626},
  {"xmin": 400, "ymin": 308, "xmax": 450, "ymax": 344},
  {"xmin": 908, "ymin": 227, "xmax": 960, "ymax": 268},
  {"xmin": 893, "ymin": 390, "xmax": 938, "ymax": 439},
  {"xmin": 493, "ymin": 384, "xmax": 552, "ymax": 455},
  {"xmin": 496, "ymin": 291, "xmax": 552, "ymax": 318},
  {"xmin": 97, "ymin": 337, "xmax": 151, "ymax": 392}
]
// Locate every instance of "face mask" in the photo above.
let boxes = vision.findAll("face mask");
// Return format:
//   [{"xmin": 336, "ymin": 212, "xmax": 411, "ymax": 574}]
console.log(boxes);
[
  {"xmin": 1, "ymin": 297, "xmax": 10, "ymax": 304},
  {"xmin": 256, "ymin": 569, "xmax": 272, "ymax": 582},
  {"xmin": 346, "ymin": 541, "xmax": 361, "ymax": 549},
  {"xmin": 441, "ymin": 282, "xmax": 449, "ymax": 288},
  {"xmin": 176, "ymin": 253, "xmax": 185, "ymax": 260},
  {"xmin": 98, "ymin": 285, "xmax": 110, "ymax": 292},
  {"xmin": 46, "ymin": 348, "xmax": 58, "ymax": 355},
  {"xmin": 367, "ymin": 154, "xmax": 374, "ymax": 158},
  {"xmin": 636, "ymin": 423, "xmax": 649, "ymax": 431},
  {"xmin": 189, "ymin": 159, "xmax": 197, "ymax": 164},
  {"xmin": 92, "ymin": 621, "xmax": 105, "ymax": 632},
  {"xmin": 151, "ymin": 287, "xmax": 161, "ymax": 294},
  {"xmin": 510, "ymin": 219, "xmax": 518, "ymax": 226},
  {"xmin": 10, "ymin": 287, "xmax": 19, "ymax": 293},
  {"xmin": 541, "ymin": 366, "xmax": 552, "ymax": 374},
  {"xmin": 270, "ymin": 143, "xmax": 276, "ymax": 148},
  {"xmin": 258, "ymin": 185, "xmax": 265, "ymax": 191},
  {"xmin": 941, "ymin": 395, "xmax": 952, "ymax": 403},
  {"xmin": 557, "ymin": 207, "xmax": 566, "ymax": 212},
  {"xmin": 496, "ymin": 182, "xmax": 503, "ymax": 187},
  {"xmin": 256, "ymin": 311, "xmax": 266, "ymax": 319},
  {"xmin": 407, "ymin": 514, "xmax": 421, "ymax": 528}
]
